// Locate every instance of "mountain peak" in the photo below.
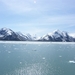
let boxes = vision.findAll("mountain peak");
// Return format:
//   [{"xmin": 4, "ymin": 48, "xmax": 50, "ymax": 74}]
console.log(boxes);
[
  {"xmin": 53, "ymin": 29, "xmax": 60, "ymax": 32},
  {"xmin": 0, "ymin": 27, "xmax": 13, "ymax": 35},
  {"xmin": 1, "ymin": 27, "xmax": 12, "ymax": 31},
  {"xmin": 53, "ymin": 29, "xmax": 62, "ymax": 34},
  {"xmin": 38, "ymin": 30, "xmax": 75, "ymax": 42},
  {"xmin": 0, "ymin": 27, "xmax": 33, "ymax": 41},
  {"xmin": 0, "ymin": 27, "xmax": 75, "ymax": 42}
]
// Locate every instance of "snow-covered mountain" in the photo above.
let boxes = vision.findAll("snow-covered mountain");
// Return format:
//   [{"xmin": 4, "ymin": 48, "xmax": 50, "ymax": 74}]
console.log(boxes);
[
  {"xmin": 0, "ymin": 27, "xmax": 33, "ymax": 41},
  {"xmin": 0, "ymin": 28, "xmax": 75, "ymax": 42},
  {"xmin": 16, "ymin": 32, "xmax": 33, "ymax": 41},
  {"xmin": 38, "ymin": 30, "xmax": 75, "ymax": 42}
]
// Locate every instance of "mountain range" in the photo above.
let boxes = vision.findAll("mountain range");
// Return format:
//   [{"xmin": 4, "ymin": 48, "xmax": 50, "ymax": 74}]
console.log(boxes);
[
  {"xmin": 0, "ymin": 27, "xmax": 75, "ymax": 42},
  {"xmin": 0, "ymin": 28, "xmax": 32, "ymax": 41},
  {"xmin": 38, "ymin": 30, "xmax": 75, "ymax": 42}
]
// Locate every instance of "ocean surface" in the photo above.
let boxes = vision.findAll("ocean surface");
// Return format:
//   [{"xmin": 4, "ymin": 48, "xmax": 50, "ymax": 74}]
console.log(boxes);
[{"xmin": 0, "ymin": 41, "xmax": 75, "ymax": 75}]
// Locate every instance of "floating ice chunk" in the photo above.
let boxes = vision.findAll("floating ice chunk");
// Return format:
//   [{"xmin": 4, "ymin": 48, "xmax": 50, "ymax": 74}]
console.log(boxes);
[
  {"xmin": 38, "ymin": 44, "xmax": 41, "ymax": 46},
  {"xmin": 42, "ymin": 57, "xmax": 45, "ymax": 60},
  {"xmin": 69, "ymin": 60, "xmax": 75, "ymax": 64},
  {"xmin": 3, "ymin": 45, "xmax": 6, "ymax": 48},
  {"xmin": 20, "ymin": 62, "xmax": 22, "ymax": 64},
  {"xmin": 13, "ymin": 44, "xmax": 15, "ymax": 47},
  {"xmin": 59, "ymin": 55, "xmax": 62, "ymax": 58},
  {"xmin": 8, "ymin": 51, "xmax": 11, "ymax": 53},
  {"xmin": 14, "ymin": 48, "xmax": 18, "ymax": 50},
  {"xmin": 33, "ymin": 49, "xmax": 37, "ymax": 51}
]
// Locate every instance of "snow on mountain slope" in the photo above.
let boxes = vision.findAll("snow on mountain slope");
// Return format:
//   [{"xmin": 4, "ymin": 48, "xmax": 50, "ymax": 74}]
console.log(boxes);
[
  {"xmin": 16, "ymin": 32, "xmax": 32, "ymax": 41},
  {"xmin": 0, "ymin": 27, "xmax": 13, "ymax": 35},
  {"xmin": 0, "ymin": 27, "xmax": 19, "ymax": 40},
  {"xmin": 38, "ymin": 30, "xmax": 75, "ymax": 42},
  {"xmin": 69, "ymin": 33, "xmax": 75, "ymax": 38},
  {"xmin": 0, "ymin": 28, "xmax": 33, "ymax": 41},
  {"xmin": 0, "ymin": 27, "xmax": 75, "ymax": 42}
]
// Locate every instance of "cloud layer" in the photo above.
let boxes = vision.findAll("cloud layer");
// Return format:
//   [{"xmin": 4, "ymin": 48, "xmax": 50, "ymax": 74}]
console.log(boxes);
[{"xmin": 0, "ymin": 0, "xmax": 75, "ymax": 36}]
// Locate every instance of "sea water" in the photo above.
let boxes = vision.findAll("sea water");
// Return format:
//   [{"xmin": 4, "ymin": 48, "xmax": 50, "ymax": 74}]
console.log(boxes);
[{"xmin": 0, "ymin": 41, "xmax": 75, "ymax": 75}]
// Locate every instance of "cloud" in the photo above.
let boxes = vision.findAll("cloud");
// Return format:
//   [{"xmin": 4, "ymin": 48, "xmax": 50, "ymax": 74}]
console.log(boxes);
[
  {"xmin": 34, "ymin": 0, "xmax": 36, "ymax": 4},
  {"xmin": 21, "ymin": 27, "xmax": 48, "ymax": 36},
  {"xmin": 68, "ymin": 24, "xmax": 75, "ymax": 27},
  {"xmin": 0, "ymin": 0, "xmax": 39, "ymax": 13},
  {"xmin": 27, "ymin": 14, "xmax": 75, "ymax": 26},
  {"xmin": 4, "ymin": 14, "xmax": 75, "ymax": 28},
  {"xmin": 69, "ymin": 33, "xmax": 75, "ymax": 37},
  {"xmin": 1, "ymin": 0, "xmax": 75, "ymax": 14},
  {"xmin": 0, "ymin": 0, "xmax": 75, "ymax": 36}
]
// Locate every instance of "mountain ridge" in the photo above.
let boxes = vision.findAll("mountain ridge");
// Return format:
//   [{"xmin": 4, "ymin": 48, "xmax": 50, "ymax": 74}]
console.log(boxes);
[
  {"xmin": 38, "ymin": 29, "xmax": 75, "ymax": 42},
  {"xmin": 0, "ymin": 27, "xmax": 75, "ymax": 42}
]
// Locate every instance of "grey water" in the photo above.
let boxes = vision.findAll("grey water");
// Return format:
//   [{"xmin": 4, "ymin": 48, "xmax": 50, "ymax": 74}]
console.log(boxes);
[{"xmin": 0, "ymin": 41, "xmax": 75, "ymax": 75}]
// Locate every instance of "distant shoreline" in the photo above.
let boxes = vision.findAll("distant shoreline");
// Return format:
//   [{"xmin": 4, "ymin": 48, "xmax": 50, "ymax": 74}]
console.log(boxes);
[
  {"xmin": 0, "ymin": 41, "xmax": 75, "ymax": 44},
  {"xmin": 0, "ymin": 40, "xmax": 75, "ymax": 42}
]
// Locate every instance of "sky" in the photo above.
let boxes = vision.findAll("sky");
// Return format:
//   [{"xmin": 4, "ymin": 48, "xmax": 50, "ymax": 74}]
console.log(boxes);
[{"xmin": 0, "ymin": 0, "xmax": 75, "ymax": 36}]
